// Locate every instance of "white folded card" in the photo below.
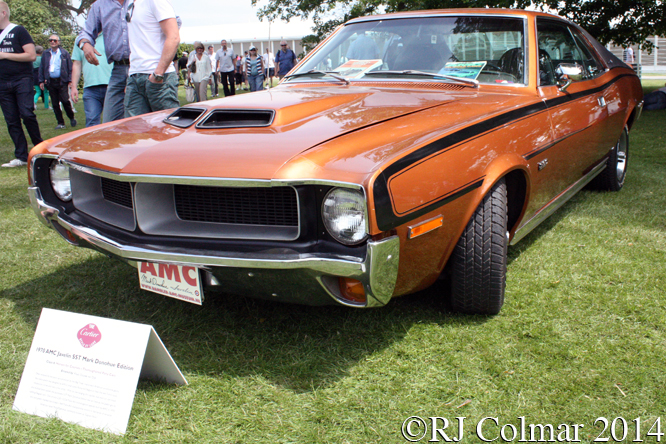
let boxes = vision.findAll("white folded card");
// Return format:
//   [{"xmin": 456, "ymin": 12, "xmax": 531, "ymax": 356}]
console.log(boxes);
[{"xmin": 13, "ymin": 308, "xmax": 187, "ymax": 435}]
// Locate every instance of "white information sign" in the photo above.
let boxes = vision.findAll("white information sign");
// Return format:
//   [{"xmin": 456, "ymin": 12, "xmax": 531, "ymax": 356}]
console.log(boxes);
[{"xmin": 13, "ymin": 308, "xmax": 187, "ymax": 435}]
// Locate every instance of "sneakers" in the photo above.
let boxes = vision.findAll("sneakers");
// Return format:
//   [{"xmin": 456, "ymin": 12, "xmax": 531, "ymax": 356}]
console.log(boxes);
[
  {"xmin": 2, "ymin": 159, "xmax": 28, "ymax": 168},
  {"xmin": 70, "ymin": 119, "xmax": 77, "ymax": 127},
  {"xmin": 55, "ymin": 124, "xmax": 66, "ymax": 129}
]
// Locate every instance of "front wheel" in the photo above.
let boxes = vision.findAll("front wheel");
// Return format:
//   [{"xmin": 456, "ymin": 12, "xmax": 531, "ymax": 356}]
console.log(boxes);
[
  {"xmin": 448, "ymin": 178, "xmax": 508, "ymax": 315},
  {"xmin": 591, "ymin": 127, "xmax": 629, "ymax": 191}
]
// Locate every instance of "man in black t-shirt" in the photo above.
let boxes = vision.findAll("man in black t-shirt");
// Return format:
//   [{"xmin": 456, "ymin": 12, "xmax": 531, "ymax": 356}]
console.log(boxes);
[
  {"xmin": 177, "ymin": 51, "xmax": 188, "ymax": 82},
  {"xmin": 0, "ymin": 0, "xmax": 43, "ymax": 167}
]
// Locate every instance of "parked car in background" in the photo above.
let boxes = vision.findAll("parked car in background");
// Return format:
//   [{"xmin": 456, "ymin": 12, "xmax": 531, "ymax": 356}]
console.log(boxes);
[{"xmin": 28, "ymin": 9, "xmax": 643, "ymax": 314}]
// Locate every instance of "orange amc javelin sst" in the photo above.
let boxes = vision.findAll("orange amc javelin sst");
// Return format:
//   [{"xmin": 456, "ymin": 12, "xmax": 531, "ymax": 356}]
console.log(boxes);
[{"xmin": 28, "ymin": 9, "xmax": 643, "ymax": 314}]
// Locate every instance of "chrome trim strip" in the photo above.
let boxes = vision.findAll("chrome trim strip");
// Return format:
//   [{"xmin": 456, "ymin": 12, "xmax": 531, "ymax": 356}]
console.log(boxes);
[
  {"xmin": 28, "ymin": 186, "xmax": 399, "ymax": 307},
  {"xmin": 30, "ymin": 153, "xmax": 58, "ymax": 186},
  {"xmin": 63, "ymin": 161, "xmax": 365, "ymax": 190},
  {"xmin": 511, "ymin": 161, "xmax": 606, "ymax": 245}
]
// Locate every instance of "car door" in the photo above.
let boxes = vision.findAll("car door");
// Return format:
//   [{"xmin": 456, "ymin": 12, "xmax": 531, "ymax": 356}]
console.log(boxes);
[{"xmin": 533, "ymin": 19, "xmax": 610, "ymax": 200}]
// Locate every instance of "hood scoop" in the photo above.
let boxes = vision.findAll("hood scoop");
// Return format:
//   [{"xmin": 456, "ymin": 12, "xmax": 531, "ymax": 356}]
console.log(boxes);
[
  {"xmin": 163, "ymin": 107, "xmax": 206, "ymax": 128},
  {"xmin": 196, "ymin": 109, "xmax": 275, "ymax": 128}
]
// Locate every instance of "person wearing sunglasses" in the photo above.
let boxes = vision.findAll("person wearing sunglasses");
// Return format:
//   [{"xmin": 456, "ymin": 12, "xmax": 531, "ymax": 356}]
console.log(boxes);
[
  {"xmin": 75, "ymin": 0, "xmax": 133, "ymax": 123},
  {"xmin": 275, "ymin": 40, "xmax": 297, "ymax": 79},
  {"xmin": 123, "ymin": 0, "xmax": 179, "ymax": 116},
  {"xmin": 38, "ymin": 34, "xmax": 77, "ymax": 130},
  {"xmin": 0, "ymin": 0, "xmax": 43, "ymax": 168}
]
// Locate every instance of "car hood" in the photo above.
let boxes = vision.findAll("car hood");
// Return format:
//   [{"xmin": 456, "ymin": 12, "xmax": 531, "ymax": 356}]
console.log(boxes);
[{"xmin": 54, "ymin": 85, "xmax": 467, "ymax": 179}]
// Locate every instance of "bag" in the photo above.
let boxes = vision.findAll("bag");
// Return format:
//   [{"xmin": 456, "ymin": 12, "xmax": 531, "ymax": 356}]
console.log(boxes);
[
  {"xmin": 185, "ymin": 85, "xmax": 195, "ymax": 102},
  {"xmin": 188, "ymin": 61, "xmax": 196, "ymax": 74}
]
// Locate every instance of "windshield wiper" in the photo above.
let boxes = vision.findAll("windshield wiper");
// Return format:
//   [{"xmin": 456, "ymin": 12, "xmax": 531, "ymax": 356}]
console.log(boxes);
[
  {"xmin": 285, "ymin": 70, "xmax": 350, "ymax": 85},
  {"xmin": 364, "ymin": 70, "xmax": 479, "ymax": 88}
]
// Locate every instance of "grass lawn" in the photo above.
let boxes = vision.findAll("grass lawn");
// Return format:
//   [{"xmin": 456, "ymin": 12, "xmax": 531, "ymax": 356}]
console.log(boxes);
[{"xmin": 0, "ymin": 82, "xmax": 664, "ymax": 443}]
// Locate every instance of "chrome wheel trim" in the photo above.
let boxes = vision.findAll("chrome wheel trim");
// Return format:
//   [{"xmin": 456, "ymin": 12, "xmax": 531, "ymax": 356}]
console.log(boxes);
[{"xmin": 616, "ymin": 133, "xmax": 628, "ymax": 182}]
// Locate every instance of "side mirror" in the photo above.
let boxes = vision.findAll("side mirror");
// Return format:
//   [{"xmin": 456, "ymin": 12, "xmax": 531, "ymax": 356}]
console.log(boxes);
[{"xmin": 555, "ymin": 63, "xmax": 583, "ymax": 92}]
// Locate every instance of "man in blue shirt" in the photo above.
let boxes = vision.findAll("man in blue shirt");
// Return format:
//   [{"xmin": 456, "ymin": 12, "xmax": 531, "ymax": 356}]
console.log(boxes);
[
  {"xmin": 75, "ymin": 0, "xmax": 131, "ymax": 122},
  {"xmin": 275, "ymin": 40, "xmax": 297, "ymax": 79},
  {"xmin": 38, "ymin": 34, "xmax": 76, "ymax": 129}
]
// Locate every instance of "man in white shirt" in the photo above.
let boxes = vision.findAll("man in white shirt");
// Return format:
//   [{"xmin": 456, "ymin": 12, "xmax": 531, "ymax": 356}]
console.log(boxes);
[
  {"xmin": 208, "ymin": 45, "xmax": 218, "ymax": 97},
  {"xmin": 215, "ymin": 39, "xmax": 235, "ymax": 96},
  {"xmin": 124, "ymin": 0, "xmax": 180, "ymax": 117},
  {"xmin": 263, "ymin": 48, "xmax": 274, "ymax": 87}
]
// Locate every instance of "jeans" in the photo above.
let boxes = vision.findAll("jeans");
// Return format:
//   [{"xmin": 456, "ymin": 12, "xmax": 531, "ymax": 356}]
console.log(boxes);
[
  {"xmin": 46, "ymin": 78, "xmax": 75, "ymax": 125},
  {"xmin": 219, "ymin": 70, "xmax": 235, "ymax": 96},
  {"xmin": 103, "ymin": 64, "xmax": 129, "ymax": 123},
  {"xmin": 210, "ymin": 72, "xmax": 218, "ymax": 96},
  {"xmin": 124, "ymin": 72, "xmax": 179, "ymax": 117},
  {"xmin": 248, "ymin": 74, "xmax": 264, "ymax": 92},
  {"xmin": 83, "ymin": 84, "xmax": 107, "ymax": 127},
  {"xmin": 0, "ymin": 76, "xmax": 43, "ymax": 161}
]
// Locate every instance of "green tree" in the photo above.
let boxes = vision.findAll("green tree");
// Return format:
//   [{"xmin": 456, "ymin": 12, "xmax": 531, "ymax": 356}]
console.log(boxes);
[
  {"xmin": 7, "ymin": 0, "xmax": 80, "ymax": 50},
  {"xmin": 253, "ymin": 0, "xmax": 666, "ymax": 50}
]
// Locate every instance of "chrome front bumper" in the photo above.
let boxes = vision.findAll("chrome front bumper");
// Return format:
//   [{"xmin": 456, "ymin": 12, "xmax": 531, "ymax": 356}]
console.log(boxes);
[{"xmin": 29, "ymin": 186, "xmax": 400, "ymax": 307}]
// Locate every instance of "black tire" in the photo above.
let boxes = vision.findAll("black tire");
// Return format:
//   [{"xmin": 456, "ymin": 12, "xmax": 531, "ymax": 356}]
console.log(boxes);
[
  {"xmin": 449, "ymin": 178, "xmax": 508, "ymax": 315},
  {"xmin": 591, "ymin": 127, "xmax": 629, "ymax": 191}
]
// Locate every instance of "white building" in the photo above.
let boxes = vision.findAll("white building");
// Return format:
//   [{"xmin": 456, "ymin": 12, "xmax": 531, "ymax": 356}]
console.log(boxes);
[{"xmin": 180, "ymin": 20, "xmax": 309, "ymax": 57}]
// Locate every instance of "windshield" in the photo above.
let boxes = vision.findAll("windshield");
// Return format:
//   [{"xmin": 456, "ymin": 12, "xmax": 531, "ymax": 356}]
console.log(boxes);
[{"xmin": 292, "ymin": 15, "xmax": 526, "ymax": 85}]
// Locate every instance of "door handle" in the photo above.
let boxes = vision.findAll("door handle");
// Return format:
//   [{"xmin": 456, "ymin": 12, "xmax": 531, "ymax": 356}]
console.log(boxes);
[{"xmin": 598, "ymin": 96, "xmax": 607, "ymax": 107}]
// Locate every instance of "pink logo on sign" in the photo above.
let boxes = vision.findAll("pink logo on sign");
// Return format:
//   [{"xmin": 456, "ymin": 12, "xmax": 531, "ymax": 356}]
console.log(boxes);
[{"xmin": 77, "ymin": 323, "xmax": 102, "ymax": 348}]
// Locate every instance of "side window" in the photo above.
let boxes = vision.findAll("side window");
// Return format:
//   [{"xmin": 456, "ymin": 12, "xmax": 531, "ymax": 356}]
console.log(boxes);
[{"xmin": 536, "ymin": 19, "xmax": 602, "ymax": 86}]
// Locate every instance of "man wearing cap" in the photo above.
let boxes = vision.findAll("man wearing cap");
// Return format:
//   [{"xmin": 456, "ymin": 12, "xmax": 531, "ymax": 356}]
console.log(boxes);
[
  {"xmin": 75, "ymin": 0, "xmax": 132, "ymax": 122},
  {"xmin": 215, "ymin": 39, "xmax": 235, "ymax": 96},
  {"xmin": 275, "ymin": 40, "xmax": 297, "ymax": 79}
]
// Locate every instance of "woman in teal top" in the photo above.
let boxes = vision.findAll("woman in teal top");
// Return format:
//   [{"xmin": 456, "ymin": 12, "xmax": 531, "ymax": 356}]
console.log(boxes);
[
  {"xmin": 33, "ymin": 46, "xmax": 50, "ymax": 109},
  {"xmin": 243, "ymin": 46, "xmax": 265, "ymax": 92}
]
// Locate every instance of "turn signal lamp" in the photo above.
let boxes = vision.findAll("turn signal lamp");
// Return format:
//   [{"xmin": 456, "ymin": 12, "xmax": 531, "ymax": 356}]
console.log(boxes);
[
  {"xmin": 338, "ymin": 278, "xmax": 366, "ymax": 304},
  {"xmin": 408, "ymin": 216, "xmax": 443, "ymax": 239}
]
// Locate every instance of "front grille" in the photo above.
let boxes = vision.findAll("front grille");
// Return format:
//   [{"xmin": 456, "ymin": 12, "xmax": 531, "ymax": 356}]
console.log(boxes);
[
  {"xmin": 174, "ymin": 185, "xmax": 298, "ymax": 226},
  {"xmin": 101, "ymin": 177, "xmax": 133, "ymax": 208}
]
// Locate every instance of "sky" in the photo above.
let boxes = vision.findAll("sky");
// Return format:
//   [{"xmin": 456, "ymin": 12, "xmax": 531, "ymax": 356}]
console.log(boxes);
[{"xmin": 167, "ymin": 0, "xmax": 316, "ymax": 43}]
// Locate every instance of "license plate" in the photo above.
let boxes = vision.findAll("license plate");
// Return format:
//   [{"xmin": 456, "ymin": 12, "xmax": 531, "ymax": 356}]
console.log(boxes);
[{"xmin": 137, "ymin": 262, "xmax": 203, "ymax": 305}]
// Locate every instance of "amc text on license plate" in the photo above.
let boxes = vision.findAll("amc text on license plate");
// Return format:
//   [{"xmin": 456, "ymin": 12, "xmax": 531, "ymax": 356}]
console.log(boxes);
[{"xmin": 137, "ymin": 262, "xmax": 203, "ymax": 305}]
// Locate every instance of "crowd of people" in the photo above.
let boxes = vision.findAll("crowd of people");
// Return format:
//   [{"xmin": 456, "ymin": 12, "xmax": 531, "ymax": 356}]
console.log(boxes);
[
  {"xmin": 177, "ymin": 39, "xmax": 297, "ymax": 102},
  {"xmin": 0, "ymin": 0, "xmax": 302, "ymax": 168},
  {"xmin": 0, "ymin": 0, "xmax": 175, "ymax": 167}
]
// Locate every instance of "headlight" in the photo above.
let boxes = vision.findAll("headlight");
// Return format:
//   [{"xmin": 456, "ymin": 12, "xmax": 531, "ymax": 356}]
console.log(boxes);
[
  {"xmin": 50, "ymin": 161, "xmax": 71, "ymax": 202},
  {"xmin": 322, "ymin": 187, "xmax": 367, "ymax": 245}
]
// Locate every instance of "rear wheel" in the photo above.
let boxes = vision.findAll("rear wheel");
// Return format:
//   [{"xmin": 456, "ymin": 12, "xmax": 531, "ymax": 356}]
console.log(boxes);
[
  {"xmin": 591, "ymin": 127, "xmax": 629, "ymax": 191},
  {"xmin": 449, "ymin": 178, "xmax": 508, "ymax": 315}
]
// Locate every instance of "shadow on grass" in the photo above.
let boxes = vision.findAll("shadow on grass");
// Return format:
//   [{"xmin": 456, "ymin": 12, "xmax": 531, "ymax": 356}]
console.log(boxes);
[
  {"xmin": 6, "ymin": 165, "xmax": 655, "ymax": 394},
  {"xmin": 1, "ymin": 253, "xmax": 488, "ymax": 394}
]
